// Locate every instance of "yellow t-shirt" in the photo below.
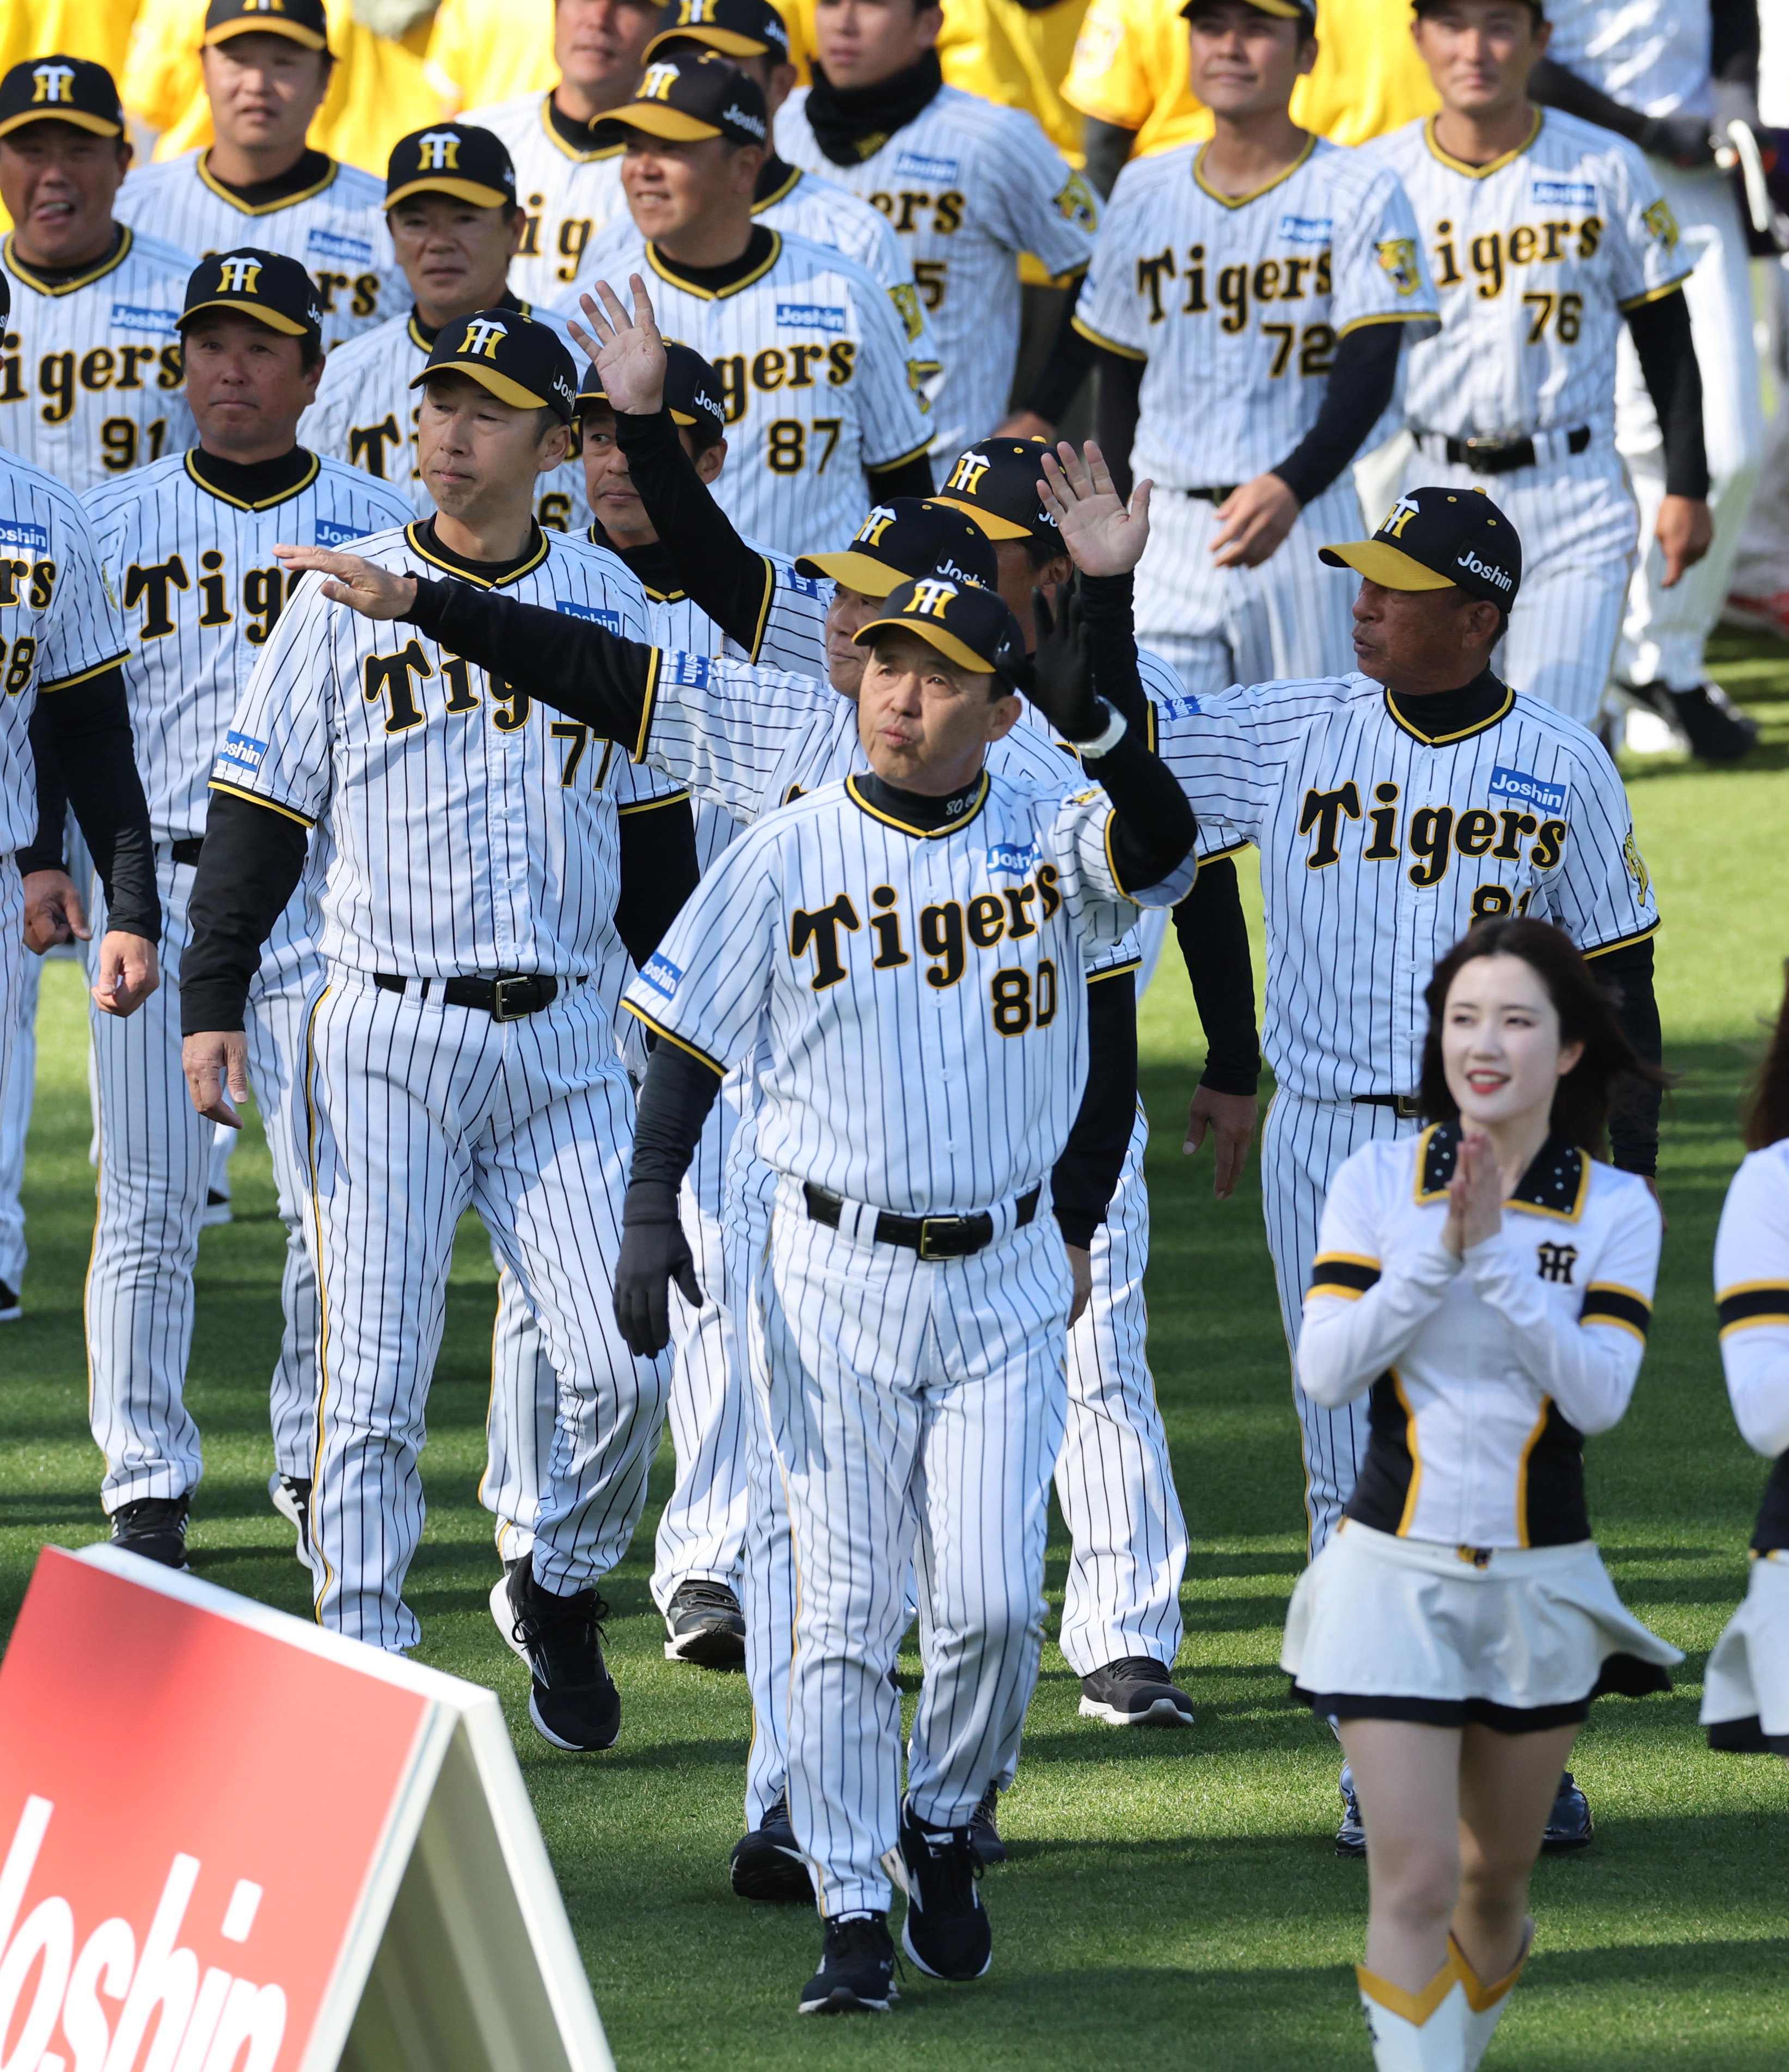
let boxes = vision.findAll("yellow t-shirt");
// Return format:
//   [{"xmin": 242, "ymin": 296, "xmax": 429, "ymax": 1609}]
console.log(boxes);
[
  {"xmin": 936, "ymin": 0, "xmax": 1092, "ymax": 166},
  {"xmin": 0, "ymin": 0, "xmax": 141, "ymax": 81},
  {"xmin": 422, "ymin": 0, "xmax": 557, "ymax": 114}
]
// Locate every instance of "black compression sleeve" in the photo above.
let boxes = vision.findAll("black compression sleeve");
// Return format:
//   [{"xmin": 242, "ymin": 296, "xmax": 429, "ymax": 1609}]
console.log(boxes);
[
  {"xmin": 614, "ymin": 408, "xmax": 778, "ymax": 655},
  {"xmin": 1529, "ymin": 59, "xmax": 1651, "ymax": 145},
  {"xmin": 38, "ymin": 666, "xmax": 160, "ymax": 941},
  {"xmin": 614, "ymin": 795, "xmax": 699, "ymax": 969},
  {"xmin": 16, "ymin": 718, "xmax": 69, "ymax": 876},
  {"xmin": 1174, "ymin": 855, "xmax": 1261, "ymax": 1095},
  {"xmin": 1051, "ymin": 970, "xmax": 1136, "ymax": 1246},
  {"xmin": 628, "ymin": 1040, "xmax": 724, "ymax": 1193},
  {"xmin": 1076, "ymin": 572, "xmax": 1150, "ymax": 731},
  {"xmin": 1020, "ymin": 273, "xmax": 1098, "ymax": 426},
  {"xmin": 181, "ymin": 791, "xmax": 309, "ymax": 1034},
  {"xmin": 1082, "ymin": 117, "xmax": 1136, "ymax": 200},
  {"xmin": 1625, "ymin": 290, "xmax": 1710, "ymax": 500},
  {"xmin": 1272, "ymin": 322, "xmax": 1402, "ymax": 505},
  {"xmin": 865, "ymin": 450, "xmax": 938, "ymax": 503},
  {"xmin": 403, "ymin": 578, "xmax": 657, "ymax": 744},
  {"xmin": 1094, "ymin": 348, "xmax": 1143, "ymax": 500},
  {"xmin": 1085, "ymin": 726, "xmax": 1197, "ymax": 895},
  {"xmin": 1595, "ymin": 936, "xmax": 1663, "ymax": 1176}
]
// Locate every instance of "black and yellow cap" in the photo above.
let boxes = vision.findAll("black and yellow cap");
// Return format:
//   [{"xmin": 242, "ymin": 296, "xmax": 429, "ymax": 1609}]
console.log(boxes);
[
  {"xmin": 798, "ymin": 499, "xmax": 996, "ymax": 597},
  {"xmin": 203, "ymin": 0, "xmax": 330, "ymax": 53},
  {"xmin": 579, "ymin": 339, "xmax": 728, "ymax": 445},
  {"xmin": 1181, "ymin": 0, "xmax": 1315, "ymax": 23},
  {"xmin": 612, "ymin": 52, "xmax": 769, "ymax": 146},
  {"xmin": 180, "ymin": 248, "xmax": 323, "ymax": 343},
  {"xmin": 933, "ymin": 437, "xmax": 1058, "ymax": 545},
  {"xmin": 411, "ymin": 309, "xmax": 578, "ymax": 421},
  {"xmin": 0, "ymin": 56, "xmax": 125, "ymax": 140},
  {"xmin": 1320, "ymin": 486, "xmax": 1522, "ymax": 606},
  {"xmin": 386, "ymin": 123, "xmax": 516, "ymax": 211},
  {"xmin": 645, "ymin": 0, "xmax": 790, "ymax": 64},
  {"xmin": 855, "ymin": 570, "xmax": 1028, "ymax": 680}
]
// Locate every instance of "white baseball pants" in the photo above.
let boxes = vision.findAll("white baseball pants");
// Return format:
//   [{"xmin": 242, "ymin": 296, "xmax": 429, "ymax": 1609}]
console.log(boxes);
[
  {"xmin": 0, "ymin": 864, "xmax": 21, "ymax": 1245},
  {"xmin": 303, "ymin": 971, "xmax": 666, "ymax": 1651},
  {"xmin": 754, "ymin": 1174, "xmax": 1070, "ymax": 1917},
  {"xmin": 0, "ymin": 935, "xmax": 38, "ymax": 1291},
  {"xmin": 86, "ymin": 855, "xmax": 320, "ymax": 1508},
  {"xmin": 1260, "ymin": 1090, "xmax": 1416, "ymax": 1557}
]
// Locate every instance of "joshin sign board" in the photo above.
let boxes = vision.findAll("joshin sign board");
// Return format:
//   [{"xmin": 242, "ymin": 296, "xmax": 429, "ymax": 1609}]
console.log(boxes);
[{"xmin": 0, "ymin": 1545, "xmax": 614, "ymax": 2072}]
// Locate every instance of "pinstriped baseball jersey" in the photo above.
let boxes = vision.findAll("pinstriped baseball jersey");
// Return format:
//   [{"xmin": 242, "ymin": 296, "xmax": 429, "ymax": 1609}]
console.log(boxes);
[
  {"xmin": 298, "ymin": 302, "xmax": 594, "ymax": 533},
  {"xmin": 1543, "ymin": 0, "xmax": 1713, "ymax": 122},
  {"xmin": 82, "ymin": 450, "xmax": 414, "ymax": 841},
  {"xmin": 1152, "ymin": 674, "xmax": 1658, "ymax": 1102},
  {"xmin": 1365, "ymin": 111, "xmax": 1691, "ymax": 443},
  {"xmin": 574, "ymin": 226, "xmax": 933, "ymax": 556},
  {"xmin": 0, "ymin": 228, "xmax": 198, "ymax": 492},
  {"xmin": 114, "ymin": 153, "xmax": 401, "ymax": 351},
  {"xmin": 1074, "ymin": 137, "xmax": 1438, "ymax": 490},
  {"xmin": 209, "ymin": 523, "xmax": 661, "ymax": 977},
  {"xmin": 776, "ymin": 83, "xmax": 1099, "ymax": 459},
  {"xmin": 459, "ymin": 95, "xmax": 629, "ymax": 307},
  {"xmin": 0, "ymin": 453, "xmax": 128, "ymax": 853},
  {"xmin": 624, "ymin": 765, "xmax": 1187, "ymax": 1213}
]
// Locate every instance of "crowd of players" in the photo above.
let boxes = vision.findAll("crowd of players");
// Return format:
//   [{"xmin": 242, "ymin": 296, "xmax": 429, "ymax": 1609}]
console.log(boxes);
[{"xmin": 1, "ymin": 0, "xmax": 1786, "ymax": 2055}]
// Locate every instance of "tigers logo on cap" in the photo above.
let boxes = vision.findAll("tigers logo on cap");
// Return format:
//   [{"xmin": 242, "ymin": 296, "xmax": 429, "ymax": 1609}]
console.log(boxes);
[
  {"xmin": 30, "ymin": 63, "xmax": 76, "ymax": 104},
  {"xmin": 857, "ymin": 506, "xmax": 898, "ymax": 547},
  {"xmin": 909, "ymin": 578, "xmax": 959, "ymax": 619},
  {"xmin": 217, "ymin": 256, "xmax": 263, "ymax": 295},
  {"xmin": 946, "ymin": 453, "xmax": 990, "ymax": 496},
  {"xmin": 639, "ymin": 61, "xmax": 681, "ymax": 100},
  {"xmin": 460, "ymin": 316, "xmax": 508, "ymax": 359},
  {"xmin": 415, "ymin": 131, "xmax": 461, "ymax": 170}
]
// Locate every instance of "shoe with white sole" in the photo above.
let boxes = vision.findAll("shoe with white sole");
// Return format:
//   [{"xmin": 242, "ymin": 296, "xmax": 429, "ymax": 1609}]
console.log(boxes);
[
  {"xmin": 798, "ymin": 1913, "xmax": 897, "ymax": 2015},
  {"xmin": 662, "ymin": 1577, "xmax": 746, "ymax": 1666},
  {"xmin": 267, "ymin": 1471, "xmax": 313, "ymax": 1565},
  {"xmin": 893, "ymin": 1798, "xmax": 991, "ymax": 1983},
  {"xmin": 1079, "ymin": 1656, "xmax": 1195, "ymax": 1726},
  {"xmin": 489, "ymin": 1555, "xmax": 619, "ymax": 1752},
  {"xmin": 730, "ymin": 1790, "xmax": 811, "ymax": 1903}
]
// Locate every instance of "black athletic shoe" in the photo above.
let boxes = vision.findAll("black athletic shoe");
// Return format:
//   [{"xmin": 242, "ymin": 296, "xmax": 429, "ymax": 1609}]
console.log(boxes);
[
  {"xmin": 731, "ymin": 1790, "xmax": 811, "ymax": 1903},
  {"xmin": 798, "ymin": 1912, "xmax": 898, "ymax": 2015},
  {"xmin": 0, "ymin": 1278, "xmax": 20, "ymax": 1323},
  {"xmin": 967, "ymin": 1783, "xmax": 1007, "ymax": 1868},
  {"xmin": 267, "ymin": 1471, "xmax": 313, "ymax": 1566},
  {"xmin": 1335, "ymin": 1761, "xmax": 1366, "ymax": 1857},
  {"xmin": 663, "ymin": 1577, "xmax": 747, "ymax": 1667},
  {"xmin": 489, "ymin": 1556, "xmax": 620, "ymax": 1752},
  {"xmin": 1631, "ymin": 678, "xmax": 1757, "ymax": 762},
  {"xmin": 1541, "ymin": 1770, "xmax": 1593, "ymax": 1853},
  {"xmin": 895, "ymin": 1799, "xmax": 992, "ymax": 1982},
  {"xmin": 1079, "ymin": 1655, "xmax": 1196, "ymax": 1727},
  {"xmin": 109, "ymin": 1495, "xmax": 190, "ymax": 1569}
]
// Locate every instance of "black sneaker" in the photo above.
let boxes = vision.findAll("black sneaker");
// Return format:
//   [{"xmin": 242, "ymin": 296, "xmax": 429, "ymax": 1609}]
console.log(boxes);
[
  {"xmin": 1632, "ymin": 678, "xmax": 1757, "ymax": 762},
  {"xmin": 967, "ymin": 1783, "xmax": 1007, "ymax": 1868},
  {"xmin": 267, "ymin": 1471, "xmax": 313, "ymax": 1566},
  {"xmin": 488, "ymin": 1556, "xmax": 620, "ymax": 1752},
  {"xmin": 1335, "ymin": 1760, "xmax": 1366, "ymax": 1858},
  {"xmin": 1078, "ymin": 1655, "xmax": 1196, "ymax": 1727},
  {"xmin": 798, "ymin": 1912, "xmax": 898, "ymax": 2014},
  {"xmin": 894, "ymin": 1798, "xmax": 992, "ymax": 1982},
  {"xmin": 109, "ymin": 1495, "xmax": 190, "ymax": 1569},
  {"xmin": 663, "ymin": 1577, "xmax": 746, "ymax": 1667},
  {"xmin": 1541, "ymin": 1770, "xmax": 1592, "ymax": 1853},
  {"xmin": 731, "ymin": 1790, "xmax": 812, "ymax": 1903},
  {"xmin": 0, "ymin": 1278, "xmax": 19, "ymax": 1323}
]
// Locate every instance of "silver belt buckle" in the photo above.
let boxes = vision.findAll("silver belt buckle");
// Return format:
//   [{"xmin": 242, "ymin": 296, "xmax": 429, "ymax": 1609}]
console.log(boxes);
[{"xmin": 492, "ymin": 976, "xmax": 531, "ymax": 1021}]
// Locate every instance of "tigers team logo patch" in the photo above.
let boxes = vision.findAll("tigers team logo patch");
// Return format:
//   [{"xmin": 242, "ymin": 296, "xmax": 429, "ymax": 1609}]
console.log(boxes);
[
  {"xmin": 1643, "ymin": 198, "xmax": 1680, "ymax": 253},
  {"xmin": 1376, "ymin": 237, "xmax": 1420, "ymax": 297}
]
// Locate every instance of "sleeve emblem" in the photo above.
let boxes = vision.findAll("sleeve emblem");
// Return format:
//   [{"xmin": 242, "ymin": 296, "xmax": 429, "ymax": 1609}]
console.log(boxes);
[
  {"xmin": 1053, "ymin": 170, "xmax": 1099, "ymax": 230},
  {"xmin": 1622, "ymin": 828, "xmax": 1650, "ymax": 901},
  {"xmin": 1642, "ymin": 198, "xmax": 1680, "ymax": 253},
  {"xmin": 1375, "ymin": 236, "xmax": 1420, "ymax": 297},
  {"xmin": 889, "ymin": 280, "xmax": 923, "ymax": 343}
]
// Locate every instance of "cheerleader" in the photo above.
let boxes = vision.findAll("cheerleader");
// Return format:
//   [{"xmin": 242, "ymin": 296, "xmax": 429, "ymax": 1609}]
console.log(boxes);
[
  {"xmin": 1280, "ymin": 918, "xmax": 1680, "ymax": 2072},
  {"xmin": 1703, "ymin": 968, "xmax": 1789, "ymax": 1765}
]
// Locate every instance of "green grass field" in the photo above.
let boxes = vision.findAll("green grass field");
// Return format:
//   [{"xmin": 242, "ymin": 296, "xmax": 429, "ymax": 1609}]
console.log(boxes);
[{"xmin": 4, "ymin": 635, "xmax": 1788, "ymax": 2069}]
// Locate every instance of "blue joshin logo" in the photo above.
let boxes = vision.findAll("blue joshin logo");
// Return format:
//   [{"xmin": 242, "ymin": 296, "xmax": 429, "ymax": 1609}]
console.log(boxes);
[
  {"xmin": 639, "ymin": 951, "xmax": 682, "ymax": 999},
  {"xmin": 555, "ymin": 599, "xmax": 621, "ymax": 631},
  {"xmin": 216, "ymin": 730, "xmax": 267, "ymax": 778},
  {"xmin": 1277, "ymin": 214, "xmax": 1332, "ymax": 245},
  {"xmin": 894, "ymin": 150, "xmax": 959, "ymax": 182},
  {"xmin": 670, "ymin": 651, "xmax": 712, "ymax": 689},
  {"xmin": 1155, "ymin": 690, "xmax": 1200, "ymax": 722},
  {"xmin": 108, "ymin": 304, "xmax": 181, "ymax": 335},
  {"xmin": 0, "ymin": 520, "xmax": 48, "ymax": 554},
  {"xmin": 1487, "ymin": 765, "xmax": 1567, "ymax": 816},
  {"xmin": 776, "ymin": 303, "xmax": 847, "ymax": 334},
  {"xmin": 986, "ymin": 839, "xmax": 1041, "ymax": 874},
  {"xmin": 1531, "ymin": 179, "xmax": 1596, "ymax": 209},
  {"xmin": 307, "ymin": 227, "xmax": 375, "ymax": 265},
  {"xmin": 314, "ymin": 518, "xmax": 365, "ymax": 549}
]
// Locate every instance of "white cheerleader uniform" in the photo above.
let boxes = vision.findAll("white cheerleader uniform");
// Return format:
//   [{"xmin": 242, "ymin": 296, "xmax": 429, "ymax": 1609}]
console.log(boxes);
[{"xmin": 1281, "ymin": 1121, "xmax": 1681, "ymax": 1725}]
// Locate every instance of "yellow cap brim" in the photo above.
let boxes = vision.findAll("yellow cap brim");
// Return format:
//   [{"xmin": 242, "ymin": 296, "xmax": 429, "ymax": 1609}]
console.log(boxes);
[
  {"xmin": 645, "ymin": 25, "xmax": 779, "ymax": 59},
  {"xmin": 613, "ymin": 103, "xmax": 723, "ymax": 143},
  {"xmin": 855, "ymin": 614, "xmax": 998, "ymax": 676},
  {"xmin": 409, "ymin": 359, "xmax": 554, "ymax": 412},
  {"xmin": 385, "ymin": 175, "xmax": 512, "ymax": 211},
  {"xmin": 930, "ymin": 493, "xmax": 1030, "ymax": 543},
  {"xmin": 0, "ymin": 108, "xmax": 122, "ymax": 138},
  {"xmin": 203, "ymin": 16, "xmax": 329, "ymax": 50},
  {"xmin": 1318, "ymin": 539, "xmax": 1455, "ymax": 590},
  {"xmin": 575, "ymin": 382, "xmax": 700, "ymax": 427},
  {"xmin": 179, "ymin": 295, "xmax": 309, "ymax": 335},
  {"xmin": 793, "ymin": 548, "xmax": 906, "ymax": 596}
]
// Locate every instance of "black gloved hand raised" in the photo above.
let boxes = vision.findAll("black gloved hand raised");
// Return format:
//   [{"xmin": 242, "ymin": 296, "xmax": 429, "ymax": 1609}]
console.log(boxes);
[
  {"xmin": 1023, "ymin": 580, "xmax": 1106, "ymax": 743},
  {"xmin": 613, "ymin": 1180, "xmax": 702, "ymax": 1358}
]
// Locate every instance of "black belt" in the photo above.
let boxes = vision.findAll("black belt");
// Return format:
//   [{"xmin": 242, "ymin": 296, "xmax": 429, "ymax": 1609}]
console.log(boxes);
[
  {"xmin": 373, "ymin": 971, "xmax": 577, "ymax": 1019},
  {"xmin": 169, "ymin": 836, "xmax": 205, "ymax": 867},
  {"xmin": 1416, "ymin": 425, "xmax": 1590, "ymax": 475},
  {"xmin": 1353, "ymin": 1094, "xmax": 1423, "ymax": 1120},
  {"xmin": 802, "ymin": 1181, "xmax": 1039, "ymax": 1260},
  {"xmin": 1185, "ymin": 485, "xmax": 1239, "ymax": 504}
]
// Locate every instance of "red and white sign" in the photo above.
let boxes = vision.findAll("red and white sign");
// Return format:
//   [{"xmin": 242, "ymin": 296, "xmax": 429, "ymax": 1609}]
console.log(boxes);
[{"xmin": 0, "ymin": 1546, "xmax": 614, "ymax": 2072}]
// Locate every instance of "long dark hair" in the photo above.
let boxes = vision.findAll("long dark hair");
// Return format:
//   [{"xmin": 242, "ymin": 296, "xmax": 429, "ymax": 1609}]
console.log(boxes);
[
  {"xmin": 1417, "ymin": 918, "xmax": 1669, "ymax": 1156},
  {"xmin": 1743, "ymin": 964, "xmax": 1789, "ymax": 1151}
]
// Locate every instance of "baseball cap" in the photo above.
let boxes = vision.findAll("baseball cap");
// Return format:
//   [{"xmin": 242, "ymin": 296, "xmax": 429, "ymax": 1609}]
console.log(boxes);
[
  {"xmin": 179, "ymin": 248, "xmax": 323, "ymax": 346},
  {"xmin": 578, "ymin": 340, "xmax": 727, "ymax": 447},
  {"xmin": 1181, "ymin": 0, "xmax": 1316, "ymax": 25},
  {"xmin": 611, "ymin": 52, "xmax": 770, "ymax": 147},
  {"xmin": 797, "ymin": 500, "xmax": 997, "ymax": 596},
  {"xmin": 411, "ymin": 309, "xmax": 579, "ymax": 421},
  {"xmin": 1319, "ymin": 486, "xmax": 1522, "ymax": 607},
  {"xmin": 855, "ymin": 571, "xmax": 1028, "ymax": 681},
  {"xmin": 933, "ymin": 438, "xmax": 1058, "ymax": 545},
  {"xmin": 0, "ymin": 57, "xmax": 126, "ymax": 140},
  {"xmin": 202, "ymin": 0, "xmax": 330, "ymax": 54},
  {"xmin": 645, "ymin": 0, "xmax": 790, "ymax": 65},
  {"xmin": 386, "ymin": 124, "xmax": 517, "ymax": 211}
]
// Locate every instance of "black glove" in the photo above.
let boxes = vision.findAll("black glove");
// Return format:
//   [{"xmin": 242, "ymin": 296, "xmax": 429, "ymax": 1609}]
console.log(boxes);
[
  {"xmin": 1638, "ymin": 113, "xmax": 1717, "ymax": 167},
  {"xmin": 612, "ymin": 1181, "xmax": 702, "ymax": 1358},
  {"xmin": 1024, "ymin": 581, "xmax": 1104, "ymax": 742}
]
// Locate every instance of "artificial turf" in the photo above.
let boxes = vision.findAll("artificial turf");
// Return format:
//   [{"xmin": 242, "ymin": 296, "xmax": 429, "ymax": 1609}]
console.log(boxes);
[{"xmin": 3, "ymin": 632, "xmax": 1787, "ymax": 2068}]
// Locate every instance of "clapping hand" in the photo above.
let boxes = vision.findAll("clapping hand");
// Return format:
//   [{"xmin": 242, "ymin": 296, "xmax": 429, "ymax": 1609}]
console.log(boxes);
[
  {"xmin": 571, "ymin": 276, "xmax": 669, "ymax": 417},
  {"xmin": 1442, "ymin": 1130, "xmax": 1504, "ymax": 1258},
  {"xmin": 1037, "ymin": 440, "xmax": 1152, "ymax": 578}
]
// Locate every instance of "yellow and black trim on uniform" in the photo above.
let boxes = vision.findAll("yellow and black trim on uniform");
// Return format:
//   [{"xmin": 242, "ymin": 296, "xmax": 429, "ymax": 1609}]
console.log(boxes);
[
  {"xmin": 1415, "ymin": 1121, "xmax": 1590, "ymax": 1221},
  {"xmin": 198, "ymin": 151, "xmax": 340, "ymax": 215},
  {"xmin": 1717, "ymin": 1280, "xmax": 1789, "ymax": 1338},
  {"xmin": 185, "ymin": 447, "xmax": 322, "ymax": 511},
  {"xmin": 403, "ymin": 518, "xmax": 553, "ymax": 588},
  {"xmin": 1422, "ymin": 106, "xmax": 1540, "ymax": 181},
  {"xmin": 4, "ymin": 226, "xmax": 134, "ymax": 297},
  {"xmin": 1191, "ymin": 131, "xmax": 1316, "ymax": 211},
  {"xmin": 1309, "ymin": 1252, "xmax": 1382, "ymax": 1301},
  {"xmin": 847, "ymin": 769, "xmax": 992, "ymax": 840},
  {"xmin": 1580, "ymin": 1282, "xmax": 1652, "ymax": 1343},
  {"xmin": 622, "ymin": 999, "xmax": 725, "ymax": 1072},
  {"xmin": 207, "ymin": 779, "xmax": 316, "ymax": 827}
]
